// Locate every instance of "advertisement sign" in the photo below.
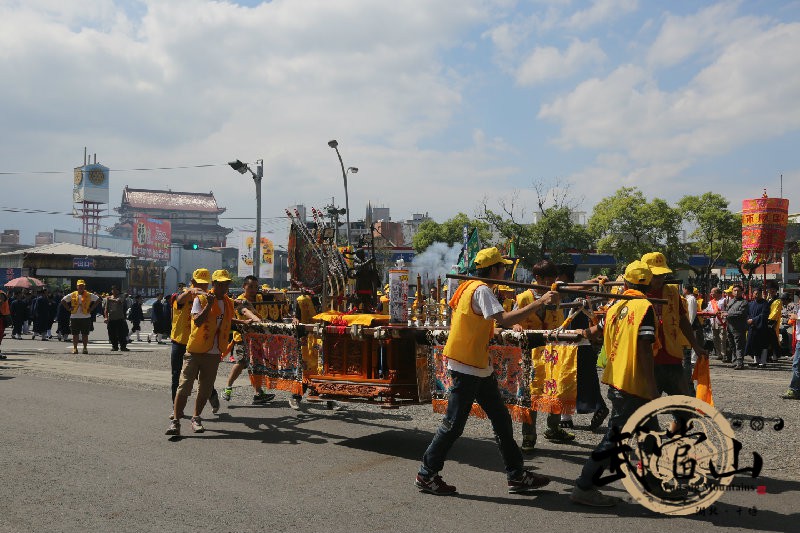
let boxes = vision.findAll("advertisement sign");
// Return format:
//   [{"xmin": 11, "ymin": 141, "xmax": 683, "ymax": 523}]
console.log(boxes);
[
  {"xmin": 388, "ymin": 268, "xmax": 409, "ymax": 324},
  {"xmin": 73, "ymin": 258, "xmax": 96, "ymax": 270},
  {"xmin": 0, "ymin": 268, "xmax": 23, "ymax": 286},
  {"xmin": 132, "ymin": 216, "xmax": 171, "ymax": 261},
  {"xmin": 238, "ymin": 231, "xmax": 274, "ymax": 279}
]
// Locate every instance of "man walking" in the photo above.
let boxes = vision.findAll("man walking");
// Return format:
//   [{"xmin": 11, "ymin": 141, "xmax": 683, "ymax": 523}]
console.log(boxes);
[
  {"xmin": 61, "ymin": 280, "xmax": 100, "ymax": 354},
  {"xmin": 103, "ymin": 286, "xmax": 129, "ymax": 352},
  {"xmin": 724, "ymin": 285, "xmax": 749, "ymax": 370},
  {"xmin": 706, "ymin": 288, "xmax": 727, "ymax": 361},
  {"xmin": 415, "ymin": 247, "xmax": 555, "ymax": 495}
]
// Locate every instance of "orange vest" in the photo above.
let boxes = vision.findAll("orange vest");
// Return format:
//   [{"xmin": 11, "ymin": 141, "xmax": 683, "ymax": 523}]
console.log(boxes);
[
  {"xmin": 515, "ymin": 289, "xmax": 562, "ymax": 330},
  {"xmin": 186, "ymin": 293, "xmax": 234, "ymax": 354},
  {"xmin": 651, "ymin": 284, "xmax": 687, "ymax": 360},
  {"xmin": 443, "ymin": 281, "xmax": 495, "ymax": 368},
  {"xmin": 171, "ymin": 289, "xmax": 193, "ymax": 346}
]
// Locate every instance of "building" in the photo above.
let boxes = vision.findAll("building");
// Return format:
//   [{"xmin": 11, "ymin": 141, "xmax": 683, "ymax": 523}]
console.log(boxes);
[
  {"xmin": 110, "ymin": 186, "xmax": 232, "ymax": 248},
  {"xmin": 0, "ymin": 242, "xmax": 132, "ymax": 293},
  {"xmin": 35, "ymin": 232, "xmax": 54, "ymax": 246},
  {"xmin": 401, "ymin": 213, "xmax": 431, "ymax": 248}
]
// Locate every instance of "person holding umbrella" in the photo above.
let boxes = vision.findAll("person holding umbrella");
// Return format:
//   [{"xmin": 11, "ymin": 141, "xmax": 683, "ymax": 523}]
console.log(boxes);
[{"xmin": 61, "ymin": 280, "xmax": 100, "ymax": 354}]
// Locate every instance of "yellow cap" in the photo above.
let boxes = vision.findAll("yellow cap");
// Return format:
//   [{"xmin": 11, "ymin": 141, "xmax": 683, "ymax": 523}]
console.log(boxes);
[
  {"xmin": 377, "ymin": 290, "xmax": 383, "ymax": 296},
  {"xmin": 693, "ymin": 288, "xmax": 699, "ymax": 294},
  {"xmin": 261, "ymin": 284, "xmax": 271, "ymax": 290},
  {"xmin": 192, "ymin": 268, "xmax": 211, "ymax": 284},
  {"xmin": 724, "ymin": 285, "xmax": 733, "ymax": 293},
  {"xmin": 474, "ymin": 247, "xmax": 514, "ymax": 269},
  {"xmin": 623, "ymin": 260, "xmax": 653, "ymax": 286},
  {"xmin": 212, "ymin": 269, "xmax": 232, "ymax": 282},
  {"xmin": 76, "ymin": 279, "xmax": 86, "ymax": 286},
  {"xmin": 641, "ymin": 252, "xmax": 672, "ymax": 275}
]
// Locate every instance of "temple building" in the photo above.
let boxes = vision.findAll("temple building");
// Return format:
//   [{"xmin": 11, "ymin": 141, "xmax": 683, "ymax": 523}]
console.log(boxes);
[{"xmin": 109, "ymin": 186, "xmax": 232, "ymax": 247}]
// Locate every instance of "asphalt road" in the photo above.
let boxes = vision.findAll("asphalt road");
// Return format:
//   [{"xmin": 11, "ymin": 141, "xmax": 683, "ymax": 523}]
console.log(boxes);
[{"xmin": 0, "ymin": 330, "xmax": 798, "ymax": 532}]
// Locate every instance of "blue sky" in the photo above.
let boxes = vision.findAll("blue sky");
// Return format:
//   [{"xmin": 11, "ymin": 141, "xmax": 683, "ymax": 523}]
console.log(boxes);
[{"xmin": 1, "ymin": 0, "xmax": 798, "ymax": 247}]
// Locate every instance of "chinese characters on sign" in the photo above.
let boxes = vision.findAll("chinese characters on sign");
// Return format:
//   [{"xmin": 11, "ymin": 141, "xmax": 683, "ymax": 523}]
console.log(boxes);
[{"xmin": 132, "ymin": 216, "xmax": 171, "ymax": 261}]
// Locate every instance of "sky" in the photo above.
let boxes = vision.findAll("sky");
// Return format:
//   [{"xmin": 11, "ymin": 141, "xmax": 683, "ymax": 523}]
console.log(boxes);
[{"xmin": 1, "ymin": 0, "xmax": 799, "ymax": 248}]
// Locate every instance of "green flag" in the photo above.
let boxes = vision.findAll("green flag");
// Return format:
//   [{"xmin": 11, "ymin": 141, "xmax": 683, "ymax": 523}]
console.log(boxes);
[{"xmin": 456, "ymin": 227, "xmax": 481, "ymax": 274}]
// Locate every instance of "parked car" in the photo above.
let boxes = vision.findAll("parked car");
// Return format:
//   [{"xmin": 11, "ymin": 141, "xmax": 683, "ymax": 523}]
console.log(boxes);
[{"xmin": 141, "ymin": 297, "xmax": 158, "ymax": 320}]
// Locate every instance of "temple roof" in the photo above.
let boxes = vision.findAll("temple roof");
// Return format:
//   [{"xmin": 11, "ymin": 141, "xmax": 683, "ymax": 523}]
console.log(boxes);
[{"xmin": 118, "ymin": 187, "xmax": 225, "ymax": 214}]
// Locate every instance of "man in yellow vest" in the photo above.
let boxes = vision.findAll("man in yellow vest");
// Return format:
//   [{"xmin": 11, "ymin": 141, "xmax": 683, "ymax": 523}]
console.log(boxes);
[
  {"xmin": 641, "ymin": 253, "xmax": 707, "ymax": 412},
  {"xmin": 766, "ymin": 280, "xmax": 783, "ymax": 361},
  {"xmin": 571, "ymin": 260, "xmax": 658, "ymax": 507},
  {"xmin": 168, "ymin": 269, "xmax": 219, "ymax": 413},
  {"xmin": 166, "ymin": 269, "xmax": 245, "ymax": 436},
  {"xmin": 221, "ymin": 275, "xmax": 275, "ymax": 405},
  {"xmin": 60, "ymin": 280, "xmax": 100, "ymax": 355},
  {"xmin": 415, "ymin": 247, "xmax": 558, "ymax": 496}
]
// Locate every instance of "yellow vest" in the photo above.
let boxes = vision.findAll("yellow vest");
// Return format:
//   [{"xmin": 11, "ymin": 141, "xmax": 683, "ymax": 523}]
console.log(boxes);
[
  {"xmin": 652, "ymin": 284, "xmax": 687, "ymax": 359},
  {"xmin": 297, "ymin": 294, "xmax": 317, "ymax": 323},
  {"xmin": 601, "ymin": 295, "xmax": 658, "ymax": 399},
  {"xmin": 186, "ymin": 293, "xmax": 234, "ymax": 354},
  {"xmin": 515, "ymin": 289, "xmax": 562, "ymax": 330},
  {"xmin": 232, "ymin": 293, "xmax": 264, "ymax": 343},
  {"xmin": 70, "ymin": 291, "xmax": 92, "ymax": 314},
  {"xmin": 171, "ymin": 290, "xmax": 193, "ymax": 346},
  {"xmin": 443, "ymin": 281, "xmax": 495, "ymax": 368},
  {"xmin": 769, "ymin": 299, "xmax": 782, "ymax": 335}
]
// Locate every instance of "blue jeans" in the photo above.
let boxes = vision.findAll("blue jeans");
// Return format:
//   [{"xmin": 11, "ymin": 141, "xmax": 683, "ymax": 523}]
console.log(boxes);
[
  {"xmin": 419, "ymin": 370, "xmax": 524, "ymax": 480},
  {"xmin": 171, "ymin": 341, "xmax": 187, "ymax": 401},
  {"xmin": 789, "ymin": 342, "xmax": 800, "ymax": 393}
]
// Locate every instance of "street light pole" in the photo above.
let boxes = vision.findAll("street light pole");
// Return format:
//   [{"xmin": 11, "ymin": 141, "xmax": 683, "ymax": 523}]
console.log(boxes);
[
  {"xmin": 328, "ymin": 140, "xmax": 357, "ymax": 247},
  {"xmin": 228, "ymin": 158, "xmax": 263, "ymax": 279}
]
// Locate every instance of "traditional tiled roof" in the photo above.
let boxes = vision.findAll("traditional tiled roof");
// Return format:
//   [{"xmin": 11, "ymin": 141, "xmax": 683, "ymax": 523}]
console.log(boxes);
[{"xmin": 119, "ymin": 187, "xmax": 225, "ymax": 214}]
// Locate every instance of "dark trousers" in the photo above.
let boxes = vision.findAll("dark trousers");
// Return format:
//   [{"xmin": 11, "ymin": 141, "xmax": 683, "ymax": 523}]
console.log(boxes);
[
  {"xmin": 576, "ymin": 388, "xmax": 652, "ymax": 490},
  {"xmin": 171, "ymin": 341, "xmax": 187, "ymax": 401},
  {"xmin": 107, "ymin": 319, "xmax": 128, "ymax": 349},
  {"xmin": 419, "ymin": 371, "xmax": 524, "ymax": 480},
  {"xmin": 728, "ymin": 325, "xmax": 747, "ymax": 364},
  {"xmin": 12, "ymin": 318, "xmax": 23, "ymax": 337}
]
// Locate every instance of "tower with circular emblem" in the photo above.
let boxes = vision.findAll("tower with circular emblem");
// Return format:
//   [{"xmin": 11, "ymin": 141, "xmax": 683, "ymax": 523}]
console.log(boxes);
[{"xmin": 73, "ymin": 149, "xmax": 109, "ymax": 248}]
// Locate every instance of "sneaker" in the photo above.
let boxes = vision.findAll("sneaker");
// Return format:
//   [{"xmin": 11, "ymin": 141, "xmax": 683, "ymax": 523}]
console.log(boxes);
[
  {"xmin": 415, "ymin": 474, "xmax": 457, "ymax": 495},
  {"xmin": 570, "ymin": 486, "xmax": 622, "ymax": 507},
  {"xmin": 209, "ymin": 391, "xmax": 221, "ymax": 414},
  {"xmin": 590, "ymin": 406, "xmax": 610, "ymax": 431},
  {"xmin": 191, "ymin": 417, "xmax": 204, "ymax": 433},
  {"xmin": 544, "ymin": 427, "xmax": 576, "ymax": 442},
  {"xmin": 82, "ymin": 348, "xmax": 88, "ymax": 354},
  {"xmin": 732, "ymin": 363, "xmax": 745, "ymax": 370},
  {"xmin": 72, "ymin": 347, "xmax": 78, "ymax": 354},
  {"xmin": 559, "ymin": 419, "xmax": 574, "ymax": 429},
  {"xmin": 520, "ymin": 436, "xmax": 537, "ymax": 454},
  {"xmin": 508, "ymin": 470, "xmax": 550, "ymax": 493},
  {"xmin": 288, "ymin": 396, "xmax": 301, "ymax": 410},
  {"xmin": 252, "ymin": 392, "xmax": 276, "ymax": 405},
  {"xmin": 165, "ymin": 419, "xmax": 180, "ymax": 436},
  {"xmin": 327, "ymin": 400, "xmax": 344, "ymax": 411},
  {"xmin": 781, "ymin": 389, "xmax": 800, "ymax": 400},
  {"xmin": 222, "ymin": 387, "xmax": 232, "ymax": 401},
  {"xmin": 120, "ymin": 347, "xmax": 130, "ymax": 352}
]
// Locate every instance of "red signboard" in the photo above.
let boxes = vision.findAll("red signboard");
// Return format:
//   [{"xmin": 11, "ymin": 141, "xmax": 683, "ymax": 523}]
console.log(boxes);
[{"xmin": 132, "ymin": 216, "xmax": 171, "ymax": 261}]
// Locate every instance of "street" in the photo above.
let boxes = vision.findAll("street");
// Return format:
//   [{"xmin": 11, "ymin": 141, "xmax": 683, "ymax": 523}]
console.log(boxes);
[{"xmin": 0, "ymin": 329, "xmax": 798, "ymax": 533}]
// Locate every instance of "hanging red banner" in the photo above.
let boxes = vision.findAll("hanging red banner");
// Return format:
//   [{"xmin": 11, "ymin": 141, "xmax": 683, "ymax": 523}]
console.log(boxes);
[{"xmin": 740, "ymin": 195, "xmax": 789, "ymax": 264}]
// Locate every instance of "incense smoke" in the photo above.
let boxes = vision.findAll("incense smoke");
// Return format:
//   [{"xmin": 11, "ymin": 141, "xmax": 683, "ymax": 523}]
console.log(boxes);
[{"xmin": 411, "ymin": 242, "xmax": 461, "ymax": 289}]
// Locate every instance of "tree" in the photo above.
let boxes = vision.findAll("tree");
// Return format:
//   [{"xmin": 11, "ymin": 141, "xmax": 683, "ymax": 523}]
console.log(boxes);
[
  {"xmin": 478, "ymin": 181, "xmax": 592, "ymax": 268},
  {"xmin": 678, "ymin": 193, "xmax": 741, "ymax": 292},
  {"xmin": 412, "ymin": 213, "xmax": 491, "ymax": 253},
  {"xmin": 588, "ymin": 187, "xmax": 684, "ymax": 268}
]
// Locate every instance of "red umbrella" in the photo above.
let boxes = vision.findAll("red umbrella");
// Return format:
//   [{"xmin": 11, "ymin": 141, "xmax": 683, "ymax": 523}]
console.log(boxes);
[{"xmin": 3, "ymin": 276, "xmax": 45, "ymax": 289}]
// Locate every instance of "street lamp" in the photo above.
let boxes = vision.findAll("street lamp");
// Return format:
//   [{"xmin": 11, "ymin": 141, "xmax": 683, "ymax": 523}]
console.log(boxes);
[
  {"xmin": 228, "ymin": 158, "xmax": 264, "ymax": 279},
  {"xmin": 327, "ymin": 140, "xmax": 357, "ymax": 246}
]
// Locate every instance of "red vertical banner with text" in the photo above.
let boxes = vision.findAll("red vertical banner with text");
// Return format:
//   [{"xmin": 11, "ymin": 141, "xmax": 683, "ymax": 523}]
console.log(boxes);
[{"xmin": 132, "ymin": 216, "xmax": 172, "ymax": 261}]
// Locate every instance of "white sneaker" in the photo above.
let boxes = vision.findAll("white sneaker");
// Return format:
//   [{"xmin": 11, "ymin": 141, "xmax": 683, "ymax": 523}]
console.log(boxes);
[{"xmin": 288, "ymin": 396, "xmax": 301, "ymax": 410}]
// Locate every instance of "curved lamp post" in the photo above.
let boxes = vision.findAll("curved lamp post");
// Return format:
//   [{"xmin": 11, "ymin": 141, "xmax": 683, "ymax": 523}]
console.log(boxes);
[
  {"xmin": 229, "ymin": 158, "xmax": 264, "ymax": 279},
  {"xmin": 327, "ymin": 140, "xmax": 358, "ymax": 246}
]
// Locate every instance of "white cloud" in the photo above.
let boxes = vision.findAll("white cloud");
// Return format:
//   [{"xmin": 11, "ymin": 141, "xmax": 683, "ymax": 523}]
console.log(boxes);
[
  {"xmin": 564, "ymin": 0, "xmax": 638, "ymax": 30},
  {"xmin": 515, "ymin": 38, "xmax": 606, "ymax": 86}
]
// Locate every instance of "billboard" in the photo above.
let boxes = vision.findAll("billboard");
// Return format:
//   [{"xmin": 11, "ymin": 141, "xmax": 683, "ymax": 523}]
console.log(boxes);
[
  {"xmin": 132, "ymin": 216, "xmax": 171, "ymax": 261},
  {"xmin": 238, "ymin": 231, "xmax": 274, "ymax": 279}
]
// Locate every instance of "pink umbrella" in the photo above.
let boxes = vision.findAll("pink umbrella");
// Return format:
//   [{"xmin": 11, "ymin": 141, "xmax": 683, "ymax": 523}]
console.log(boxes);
[{"xmin": 3, "ymin": 276, "xmax": 45, "ymax": 289}]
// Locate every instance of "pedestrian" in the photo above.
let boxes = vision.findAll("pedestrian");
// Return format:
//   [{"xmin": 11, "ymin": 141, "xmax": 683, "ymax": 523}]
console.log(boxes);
[
  {"xmin": 765, "ymin": 280, "xmax": 782, "ymax": 360},
  {"xmin": 60, "ymin": 280, "xmax": 100, "ymax": 354},
  {"xmin": 31, "ymin": 288, "xmax": 53, "ymax": 340},
  {"xmin": 222, "ymin": 275, "xmax": 275, "ymax": 406},
  {"xmin": 781, "ymin": 310, "xmax": 799, "ymax": 399},
  {"xmin": 415, "ymin": 247, "xmax": 553, "ymax": 496},
  {"xmin": 0, "ymin": 289, "xmax": 9, "ymax": 358},
  {"xmin": 55, "ymin": 293, "xmax": 71, "ymax": 342},
  {"xmin": 22, "ymin": 290, "xmax": 32, "ymax": 335},
  {"xmin": 706, "ymin": 287, "xmax": 727, "ymax": 361},
  {"xmin": 723, "ymin": 285, "xmax": 749, "ymax": 369},
  {"xmin": 167, "ymin": 271, "xmax": 218, "ymax": 414},
  {"xmin": 166, "ymin": 270, "xmax": 241, "ymax": 436},
  {"xmin": 10, "ymin": 291, "xmax": 28, "ymax": 340},
  {"xmin": 290, "ymin": 288, "xmax": 320, "ymax": 410},
  {"xmin": 745, "ymin": 287, "xmax": 770, "ymax": 367},
  {"xmin": 151, "ymin": 293, "xmax": 171, "ymax": 344},
  {"xmin": 103, "ymin": 286, "xmax": 129, "ymax": 352},
  {"xmin": 571, "ymin": 260, "xmax": 658, "ymax": 507},
  {"xmin": 128, "ymin": 295, "xmax": 144, "ymax": 342}
]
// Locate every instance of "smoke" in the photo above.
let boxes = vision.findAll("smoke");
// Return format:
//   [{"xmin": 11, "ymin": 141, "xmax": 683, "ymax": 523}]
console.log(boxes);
[{"xmin": 410, "ymin": 242, "xmax": 461, "ymax": 289}]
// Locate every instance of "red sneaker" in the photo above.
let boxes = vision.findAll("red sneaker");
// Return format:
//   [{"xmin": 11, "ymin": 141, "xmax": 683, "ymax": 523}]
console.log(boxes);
[
  {"xmin": 415, "ymin": 474, "xmax": 457, "ymax": 495},
  {"xmin": 508, "ymin": 470, "xmax": 550, "ymax": 493}
]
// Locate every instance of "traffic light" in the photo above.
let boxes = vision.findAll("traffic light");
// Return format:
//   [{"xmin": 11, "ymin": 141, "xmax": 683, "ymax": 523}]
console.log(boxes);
[{"xmin": 183, "ymin": 243, "xmax": 200, "ymax": 250}]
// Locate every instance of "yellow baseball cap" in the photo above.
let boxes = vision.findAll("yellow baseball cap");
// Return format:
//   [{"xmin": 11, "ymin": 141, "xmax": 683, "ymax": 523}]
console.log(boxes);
[
  {"xmin": 641, "ymin": 252, "xmax": 672, "ymax": 275},
  {"xmin": 474, "ymin": 247, "xmax": 513, "ymax": 269},
  {"xmin": 261, "ymin": 284, "xmax": 271, "ymax": 291},
  {"xmin": 623, "ymin": 260, "xmax": 653, "ymax": 286},
  {"xmin": 212, "ymin": 269, "xmax": 232, "ymax": 282},
  {"xmin": 192, "ymin": 268, "xmax": 211, "ymax": 284},
  {"xmin": 724, "ymin": 285, "xmax": 734, "ymax": 293},
  {"xmin": 76, "ymin": 279, "xmax": 86, "ymax": 286}
]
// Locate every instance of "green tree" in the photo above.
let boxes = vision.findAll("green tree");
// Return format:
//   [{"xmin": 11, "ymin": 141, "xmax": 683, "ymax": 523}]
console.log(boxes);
[
  {"xmin": 677, "ymin": 193, "xmax": 741, "ymax": 291},
  {"xmin": 588, "ymin": 187, "xmax": 684, "ymax": 268},
  {"xmin": 412, "ymin": 213, "xmax": 491, "ymax": 253}
]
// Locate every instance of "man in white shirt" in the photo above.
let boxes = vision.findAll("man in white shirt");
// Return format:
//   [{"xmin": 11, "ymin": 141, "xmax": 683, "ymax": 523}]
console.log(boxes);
[
  {"xmin": 60, "ymin": 279, "xmax": 100, "ymax": 355},
  {"xmin": 706, "ymin": 288, "xmax": 727, "ymax": 361}
]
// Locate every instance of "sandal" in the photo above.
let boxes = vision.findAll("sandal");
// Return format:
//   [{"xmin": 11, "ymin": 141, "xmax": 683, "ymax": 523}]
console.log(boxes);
[{"xmin": 590, "ymin": 406, "xmax": 610, "ymax": 431}]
